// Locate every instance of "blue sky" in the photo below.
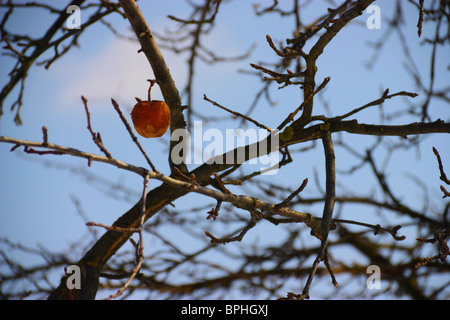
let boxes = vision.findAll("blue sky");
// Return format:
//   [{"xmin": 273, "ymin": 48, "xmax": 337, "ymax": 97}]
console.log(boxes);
[{"xmin": 1, "ymin": 0, "xmax": 449, "ymax": 299}]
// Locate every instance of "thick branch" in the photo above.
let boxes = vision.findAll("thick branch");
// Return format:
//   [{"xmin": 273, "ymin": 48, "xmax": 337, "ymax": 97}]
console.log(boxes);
[
  {"xmin": 117, "ymin": 0, "xmax": 188, "ymax": 174},
  {"xmin": 283, "ymin": 119, "xmax": 450, "ymax": 146},
  {"xmin": 1, "ymin": 134, "xmax": 320, "ymax": 298},
  {"xmin": 293, "ymin": 0, "xmax": 376, "ymax": 130}
]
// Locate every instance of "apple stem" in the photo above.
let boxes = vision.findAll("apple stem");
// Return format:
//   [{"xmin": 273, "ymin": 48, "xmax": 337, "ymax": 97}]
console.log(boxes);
[{"xmin": 147, "ymin": 79, "xmax": 157, "ymax": 101}]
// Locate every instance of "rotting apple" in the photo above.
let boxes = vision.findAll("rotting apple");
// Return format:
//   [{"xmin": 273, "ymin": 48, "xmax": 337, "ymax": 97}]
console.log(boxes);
[{"xmin": 131, "ymin": 80, "xmax": 170, "ymax": 138}]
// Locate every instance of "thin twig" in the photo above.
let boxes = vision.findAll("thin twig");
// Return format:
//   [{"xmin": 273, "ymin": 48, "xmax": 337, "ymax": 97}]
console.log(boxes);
[
  {"xmin": 249, "ymin": 62, "xmax": 305, "ymax": 89},
  {"xmin": 167, "ymin": 0, "xmax": 222, "ymax": 24},
  {"xmin": 85, "ymin": 222, "xmax": 140, "ymax": 233},
  {"xmin": 1, "ymin": 135, "xmax": 148, "ymax": 177},
  {"xmin": 111, "ymin": 98, "xmax": 158, "ymax": 172},
  {"xmin": 42, "ymin": 126, "xmax": 48, "ymax": 146},
  {"xmin": 265, "ymin": 34, "xmax": 285, "ymax": 57},
  {"xmin": 275, "ymin": 178, "xmax": 308, "ymax": 208},
  {"xmin": 82, "ymin": 96, "xmax": 112, "ymax": 158},
  {"xmin": 323, "ymin": 250, "xmax": 338, "ymax": 288},
  {"xmin": 104, "ymin": 171, "xmax": 151, "ymax": 300},
  {"xmin": 206, "ymin": 200, "xmax": 222, "ymax": 221},
  {"xmin": 332, "ymin": 89, "xmax": 418, "ymax": 122},
  {"xmin": 277, "ymin": 77, "xmax": 330, "ymax": 131},
  {"xmin": 203, "ymin": 94, "xmax": 272, "ymax": 132},
  {"xmin": 205, "ymin": 210, "xmax": 258, "ymax": 244},
  {"xmin": 417, "ymin": 0, "xmax": 424, "ymax": 37},
  {"xmin": 433, "ymin": 147, "xmax": 450, "ymax": 185},
  {"xmin": 173, "ymin": 167, "xmax": 197, "ymax": 185},
  {"xmin": 300, "ymin": 242, "xmax": 327, "ymax": 299},
  {"xmin": 415, "ymin": 230, "xmax": 449, "ymax": 268},
  {"xmin": 332, "ymin": 218, "xmax": 405, "ymax": 241},
  {"xmin": 213, "ymin": 172, "xmax": 231, "ymax": 194}
]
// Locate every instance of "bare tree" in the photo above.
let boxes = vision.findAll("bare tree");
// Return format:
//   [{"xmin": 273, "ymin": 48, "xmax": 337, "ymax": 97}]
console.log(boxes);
[{"xmin": 0, "ymin": 0, "xmax": 449, "ymax": 300}]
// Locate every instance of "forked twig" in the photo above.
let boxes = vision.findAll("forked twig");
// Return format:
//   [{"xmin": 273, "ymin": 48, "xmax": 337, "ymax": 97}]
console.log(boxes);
[
  {"xmin": 82, "ymin": 96, "xmax": 112, "ymax": 159},
  {"xmin": 277, "ymin": 76, "xmax": 330, "ymax": 131},
  {"xmin": 205, "ymin": 210, "xmax": 258, "ymax": 244}
]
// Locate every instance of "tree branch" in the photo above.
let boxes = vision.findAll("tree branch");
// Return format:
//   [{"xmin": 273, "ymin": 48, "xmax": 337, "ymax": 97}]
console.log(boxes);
[
  {"xmin": 117, "ymin": 0, "xmax": 188, "ymax": 175},
  {"xmin": 283, "ymin": 119, "xmax": 450, "ymax": 146},
  {"xmin": 293, "ymin": 0, "xmax": 376, "ymax": 130},
  {"xmin": 319, "ymin": 129, "xmax": 336, "ymax": 241}
]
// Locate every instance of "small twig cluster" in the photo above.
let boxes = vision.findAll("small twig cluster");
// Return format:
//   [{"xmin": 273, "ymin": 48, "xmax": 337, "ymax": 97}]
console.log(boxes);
[
  {"xmin": 0, "ymin": 1, "xmax": 123, "ymax": 125},
  {"xmin": 433, "ymin": 147, "xmax": 450, "ymax": 198},
  {"xmin": 412, "ymin": 147, "xmax": 450, "ymax": 270},
  {"xmin": 415, "ymin": 230, "xmax": 449, "ymax": 268}
]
